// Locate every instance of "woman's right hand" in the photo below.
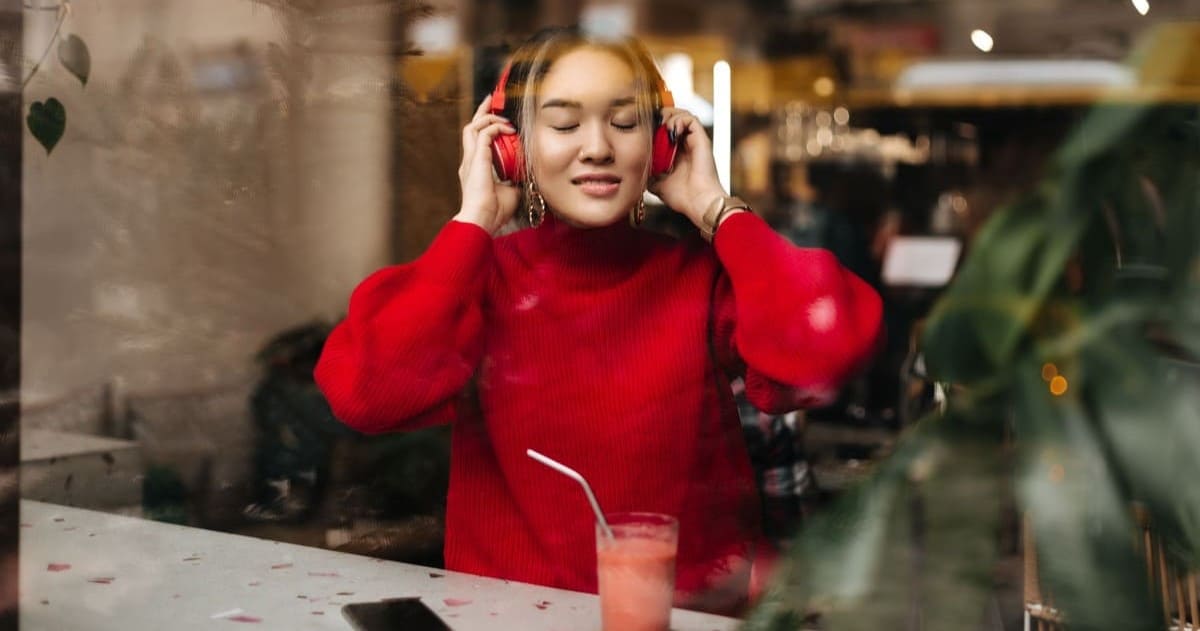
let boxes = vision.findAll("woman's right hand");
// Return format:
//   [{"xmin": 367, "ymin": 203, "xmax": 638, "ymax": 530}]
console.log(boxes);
[{"xmin": 453, "ymin": 97, "xmax": 521, "ymax": 235}]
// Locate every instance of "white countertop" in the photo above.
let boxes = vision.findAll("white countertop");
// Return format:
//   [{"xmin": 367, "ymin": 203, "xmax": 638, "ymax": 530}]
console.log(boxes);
[{"xmin": 20, "ymin": 500, "xmax": 741, "ymax": 630}]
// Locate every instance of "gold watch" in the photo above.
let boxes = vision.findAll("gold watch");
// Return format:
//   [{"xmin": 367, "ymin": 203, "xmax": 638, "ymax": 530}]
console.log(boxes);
[{"xmin": 700, "ymin": 195, "xmax": 751, "ymax": 242}]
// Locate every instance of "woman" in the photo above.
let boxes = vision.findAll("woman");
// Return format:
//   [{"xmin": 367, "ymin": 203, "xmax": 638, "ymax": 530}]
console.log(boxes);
[{"xmin": 314, "ymin": 27, "xmax": 882, "ymax": 614}]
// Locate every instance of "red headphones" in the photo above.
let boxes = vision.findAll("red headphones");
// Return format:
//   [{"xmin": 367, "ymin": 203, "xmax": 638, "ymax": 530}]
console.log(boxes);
[{"xmin": 488, "ymin": 59, "xmax": 680, "ymax": 183}]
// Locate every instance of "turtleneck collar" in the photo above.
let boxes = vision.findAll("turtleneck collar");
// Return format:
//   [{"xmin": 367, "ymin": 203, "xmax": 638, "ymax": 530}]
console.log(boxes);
[{"xmin": 512, "ymin": 211, "xmax": 657, "ymax": 288}]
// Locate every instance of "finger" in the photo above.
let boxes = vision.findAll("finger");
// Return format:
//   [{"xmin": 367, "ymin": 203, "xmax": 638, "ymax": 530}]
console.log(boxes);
[
  {"xmin": 471, "ymin": 113, "xmax": 512, "ymax": 129},
  {"xmin": 666, "ymin": 113, "xmax": 699, "ymax": 139},
  {"xmin": 469, "ymin": 122, "xmax": 517, "ymax": 175},
  {"xmin": 464, "ymin": 97, "xmax": 492, "ymax": 152},
  {"xmin": 477, "ymin": 120, "xmax": 517, "ymax": 144},
  {"xmin": 463, "ymin": 114, "xmax": 512, "ymax": 155}
]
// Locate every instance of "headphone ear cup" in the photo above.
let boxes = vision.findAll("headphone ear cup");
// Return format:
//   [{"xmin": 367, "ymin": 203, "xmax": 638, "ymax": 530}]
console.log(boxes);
[
  {"xmin": 650, "ymin": 124, "xmax": 679, "ymax": 178},
  {"xmin": 491, "ymin": 133, "xmax": 525, "ymax": 183}
]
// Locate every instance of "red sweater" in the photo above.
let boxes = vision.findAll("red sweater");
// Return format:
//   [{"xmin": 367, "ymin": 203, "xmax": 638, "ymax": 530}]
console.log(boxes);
[{"xmin": 315, "ymin": 211, "xmax": 882, "ymax": 611}]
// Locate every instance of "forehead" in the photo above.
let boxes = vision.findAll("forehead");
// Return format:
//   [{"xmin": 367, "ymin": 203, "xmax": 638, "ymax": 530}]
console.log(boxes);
[{"xmin": 537, "ymin": 47, "xmax": 637, "ymax": 101}]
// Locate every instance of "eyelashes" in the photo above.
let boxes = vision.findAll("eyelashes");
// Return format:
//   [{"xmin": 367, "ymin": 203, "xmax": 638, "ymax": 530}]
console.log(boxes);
[{"xmin": 549, "ymin": 121, "xmax": 641, "ymax": 132}]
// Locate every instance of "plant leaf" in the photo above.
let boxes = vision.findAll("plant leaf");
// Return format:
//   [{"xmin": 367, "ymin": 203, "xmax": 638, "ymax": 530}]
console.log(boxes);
[
  {"xmin": 922, "ymin": 194, "xmax": 1089, "ymax": 384},
  {"xmin": 1013, "ymin": 366, "xmax": 1163, "ymax": 631},
  {"xmin": 57, "ymin": 34, "xmax": 91, "ymax": 87},
  {"xmin": 743, "ymin": 415, "xmax": 941, "ymax": 630},
  {"xmin": 26, "ymin": 98, "xmax": 66, "ymax": 154}
]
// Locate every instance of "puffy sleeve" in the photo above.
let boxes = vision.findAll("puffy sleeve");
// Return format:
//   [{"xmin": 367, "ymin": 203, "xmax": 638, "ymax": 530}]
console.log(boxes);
[
  {"xmin": 314, "ymin": 220, "xmax": 492, "ymax": 434},
  {"xmin": 710, "ymin": 212, "xmax": 884, "ymax": 413}
]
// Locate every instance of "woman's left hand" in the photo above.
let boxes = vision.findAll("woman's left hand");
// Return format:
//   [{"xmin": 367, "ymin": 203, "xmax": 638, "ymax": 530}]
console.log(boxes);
[{"xmin": 648, "ymin": 108, "xmax": 728, "ymax": 229}]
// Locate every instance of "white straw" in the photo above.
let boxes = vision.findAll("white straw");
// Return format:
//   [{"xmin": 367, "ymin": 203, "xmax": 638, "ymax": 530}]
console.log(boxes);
[{"xmin": 526, "ymin": 448, "xmax": 614, "ymax": 540}]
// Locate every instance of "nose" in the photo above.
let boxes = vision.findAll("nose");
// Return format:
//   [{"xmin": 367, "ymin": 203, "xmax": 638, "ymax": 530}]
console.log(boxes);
[{"xmin": 578, "ymin": 122, "xmax": 614, "ymax": 164}]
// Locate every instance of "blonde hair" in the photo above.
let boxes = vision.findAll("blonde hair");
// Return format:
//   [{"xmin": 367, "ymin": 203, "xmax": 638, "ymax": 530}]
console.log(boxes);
[{"xmin": 500, "ymin": 27, "xmax": 669, "ymax": 184}]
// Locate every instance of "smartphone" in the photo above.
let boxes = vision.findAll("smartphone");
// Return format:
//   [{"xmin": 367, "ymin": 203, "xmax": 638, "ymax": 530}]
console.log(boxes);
[{"xmin": 341, "ymin": 598, "xmax": 453, "ymax": 631}]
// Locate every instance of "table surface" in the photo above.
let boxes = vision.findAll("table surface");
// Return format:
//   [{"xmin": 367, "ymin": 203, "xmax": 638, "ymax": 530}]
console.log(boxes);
[{"xmin": 20, "ymin": 500, "xmax": 741, "ymax": 631}]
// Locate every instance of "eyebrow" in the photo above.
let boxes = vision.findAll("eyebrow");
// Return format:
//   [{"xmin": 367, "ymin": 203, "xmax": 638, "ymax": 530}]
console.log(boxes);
[{"xmin": 540, "ymin": 96, "xmax": 638, "ymax": 110}]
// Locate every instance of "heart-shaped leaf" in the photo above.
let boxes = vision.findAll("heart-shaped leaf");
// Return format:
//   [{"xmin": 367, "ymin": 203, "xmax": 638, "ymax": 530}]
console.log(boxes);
[
  {"xmin": 57, "ymin": 34, "xmax": 90, "ymax": 87},
  {"xmin": 27, "ymin": 98, "xmax": 66, "ymax": 154}
]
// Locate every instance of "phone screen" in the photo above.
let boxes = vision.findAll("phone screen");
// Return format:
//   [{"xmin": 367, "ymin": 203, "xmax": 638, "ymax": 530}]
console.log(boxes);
[{"xmin": 341, "ymin": 598, "xmax": 453, "ymax": 631}]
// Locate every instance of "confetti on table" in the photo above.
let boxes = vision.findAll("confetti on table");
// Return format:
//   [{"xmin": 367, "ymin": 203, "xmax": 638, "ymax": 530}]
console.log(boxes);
[
  {"xmin": 182, "ymin": 556, "xmax": 202, "ymax": 562},
  {"xmin": 443, "ymin": 598, "xmax": 472, "ymax": 607},
  {"xmin": 248, "ymin": 582, "xmax": 261, "ymax": 587},
  {"xmin": 227, "ymin": 615, "xmax": 261, "ymax": 623},
  {"xmin": 269, "ymin": 563, "xmax": 292, "ymax": 570},
  {"xmin": 211, "ymin": 608, "xmax": 243, "ymax": 619},
  {"xmin": 88, "ymin": 577, "xmax": 115, "ymax": 584},
  {"xmin": 53, "ymin": 518, "xmax": 64, "ymax": 523},
  {"xmin": 336, "ymin": 591, "xmax": 354, "ymax": 596},
  {"xmin": 20, "ymin": 523, "xmax": 31, "ymax": 528},
  {"xmin": 40, "ymin": 600, "xmax": 49, "ymax": 605},
  {"xmin": 534, "ymin": 600, "xmax": 552, "ymax": 610},
  {"xmin": 311, "ymin": 611, "xmax": 324, "ymax": 616},
  {"xmin": 429, "ymin": 572, "xmax": 444, "ymax": 578},
  {"xmin": 47, "ymin": 563, "xmax": 71, "ymax": 572},
  {"xmin": 307, "ymin": 571, "xmax": 340, "ymax": 577}
]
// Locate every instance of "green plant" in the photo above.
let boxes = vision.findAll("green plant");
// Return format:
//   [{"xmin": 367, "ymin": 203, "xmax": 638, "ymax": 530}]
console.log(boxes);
[
  {"xmin": 24, "ymin": 0, "xmax": 90, "ymax": 153},
  {"xmin": 744, "ymin": 94, "xmax": 1200, "ymax": 631}
]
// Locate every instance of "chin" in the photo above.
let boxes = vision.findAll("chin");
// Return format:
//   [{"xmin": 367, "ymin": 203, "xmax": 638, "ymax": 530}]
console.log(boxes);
[{"xmin": 554, "ymin": 199, "xmax": 629, "ymax": 228}]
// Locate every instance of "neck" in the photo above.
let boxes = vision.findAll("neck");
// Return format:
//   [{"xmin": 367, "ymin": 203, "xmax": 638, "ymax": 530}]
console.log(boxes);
[{"xmin": 519, "ymin": 211, "xmax": 652, "ymax": 287}]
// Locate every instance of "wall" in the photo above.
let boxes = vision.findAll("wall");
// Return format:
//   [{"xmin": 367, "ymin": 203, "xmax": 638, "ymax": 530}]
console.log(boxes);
[
  {"xmin": 20, "ymin": 0, "xmax": 396, "ymax": 518},
  {"xmin": 22, "ymin": 0, "xmax": 394, "ymax": 404}
]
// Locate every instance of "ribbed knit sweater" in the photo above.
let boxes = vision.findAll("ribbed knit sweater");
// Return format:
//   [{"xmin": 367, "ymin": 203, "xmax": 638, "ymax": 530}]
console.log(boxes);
[{"xmin": 314, "ymin": 211, "xmax": 882, "ymax": 610}]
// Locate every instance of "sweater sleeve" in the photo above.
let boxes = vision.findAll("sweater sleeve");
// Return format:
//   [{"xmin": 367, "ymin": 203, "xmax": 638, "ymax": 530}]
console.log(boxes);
[
  {"xmin": 711, "ymin": 212, "xmax": 884, "ymax": 413},
  {"xmin": 314, "ymin": 220, "xmax": 492, "ymax": 434}
]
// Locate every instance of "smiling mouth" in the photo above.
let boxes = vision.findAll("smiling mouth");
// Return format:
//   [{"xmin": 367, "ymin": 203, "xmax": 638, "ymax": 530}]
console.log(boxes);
[{"xmin": 572, "ymin": 175, "xmax": 621, "ymax": 197}]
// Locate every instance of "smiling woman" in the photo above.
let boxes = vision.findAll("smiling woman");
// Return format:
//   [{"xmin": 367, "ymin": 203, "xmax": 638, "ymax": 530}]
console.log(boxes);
[
  {"xmin": 528, "ymin": 47, "xmax": 650, "ymax": 228},
  {"xmin": 314, "ymin": 25, "xmax": 883, "ymax": 618}
]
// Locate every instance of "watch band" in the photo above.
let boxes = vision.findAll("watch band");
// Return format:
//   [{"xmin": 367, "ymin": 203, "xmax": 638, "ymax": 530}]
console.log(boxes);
[{"xmin": 700, "ymin": 195, "xmax": 751, "ymax": 242}]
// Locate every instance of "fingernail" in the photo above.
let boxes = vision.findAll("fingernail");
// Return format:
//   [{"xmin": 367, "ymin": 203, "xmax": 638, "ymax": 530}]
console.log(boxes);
[{"xmin": 668, "ymin": 128, "xmax": 676, "ymax": 144}]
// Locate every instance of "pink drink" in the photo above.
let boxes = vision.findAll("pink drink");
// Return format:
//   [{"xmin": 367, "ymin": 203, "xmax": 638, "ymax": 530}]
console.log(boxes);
[{"xmin": 596, "ymin": 513, "xmax": 678, "ymax": 631}]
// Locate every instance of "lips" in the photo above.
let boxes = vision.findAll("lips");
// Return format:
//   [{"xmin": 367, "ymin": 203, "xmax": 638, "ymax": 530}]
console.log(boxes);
[{"xmin": 572, "ymin": 173, "xmax": 621, "ymax": 197}]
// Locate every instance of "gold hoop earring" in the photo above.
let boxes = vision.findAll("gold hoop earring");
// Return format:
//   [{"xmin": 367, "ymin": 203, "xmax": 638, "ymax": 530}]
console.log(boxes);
[
  {"xmin": 629, "ymin": 196, "xmax": 646, "ymax": 227},
  {"xmin": 527, "ymin": 180, "xmax": 546, "ymax": 228}
]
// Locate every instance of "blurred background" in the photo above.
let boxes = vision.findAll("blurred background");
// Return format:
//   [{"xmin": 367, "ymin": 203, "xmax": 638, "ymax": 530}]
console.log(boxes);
[{"xmin": 11, "ymin": 0, "xmax": 1200, "ymax": 628}]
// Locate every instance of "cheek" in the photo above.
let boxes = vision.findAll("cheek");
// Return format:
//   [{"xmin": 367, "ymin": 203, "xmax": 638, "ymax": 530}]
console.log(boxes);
[
  {"xmin": 530, "ymin": 133, "xmax": 574, "ymax": 175},
  {"xmin": 618, "ymin": 136, "xmax": 654, "ymax": 177}
]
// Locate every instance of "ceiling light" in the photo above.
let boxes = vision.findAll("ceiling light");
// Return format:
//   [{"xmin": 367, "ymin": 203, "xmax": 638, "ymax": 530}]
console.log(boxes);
[
  {"xmin": 1131, "ymin": 0, "xmax": 1150, "ymax": 15},
  {"xmin": 971, "ymin": 29, "xmax": 994, "ymax": 53}
]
